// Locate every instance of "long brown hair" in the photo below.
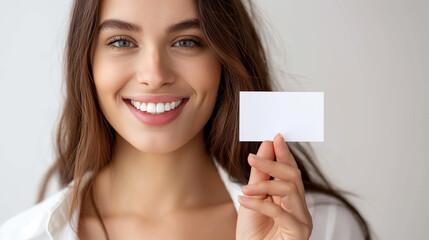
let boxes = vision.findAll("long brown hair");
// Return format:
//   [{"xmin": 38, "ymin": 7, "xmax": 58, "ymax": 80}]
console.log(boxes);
[{"xmin": 38, "ymin": 0, "xmax": 372, "ymax": 239}]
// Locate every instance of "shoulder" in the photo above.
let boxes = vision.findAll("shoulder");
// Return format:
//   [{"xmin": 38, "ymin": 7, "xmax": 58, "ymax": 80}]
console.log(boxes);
[
  {"xmin": 305, "ymin": 192, "xmax": 367, "ymax": 240},
  {"xmin": 0, "ymin": 185, "xmax": 72, "ymax": 240}
]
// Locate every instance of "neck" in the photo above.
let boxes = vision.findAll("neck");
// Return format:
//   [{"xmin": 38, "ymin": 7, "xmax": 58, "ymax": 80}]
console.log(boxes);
[{"xmin": 90, "ymin": 130, "xmax": 230, "ymax": 219}]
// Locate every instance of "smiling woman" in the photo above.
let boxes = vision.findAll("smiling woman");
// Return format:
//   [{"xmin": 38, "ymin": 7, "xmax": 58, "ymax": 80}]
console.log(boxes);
[{"xmin": 0, "ymin": 0, "xmax": 371, "ymax": 239}]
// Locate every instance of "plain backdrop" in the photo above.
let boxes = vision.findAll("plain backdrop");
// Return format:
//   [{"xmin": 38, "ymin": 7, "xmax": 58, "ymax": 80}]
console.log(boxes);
[{"xmin": 0, "ymin": 0, "xmax": 428, "ymax": 239}]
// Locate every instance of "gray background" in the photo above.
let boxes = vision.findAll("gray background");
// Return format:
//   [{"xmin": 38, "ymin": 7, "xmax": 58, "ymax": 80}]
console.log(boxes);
[{"xmin": 1, "ymin": 0, "xmax": 428, "ymax": 239}]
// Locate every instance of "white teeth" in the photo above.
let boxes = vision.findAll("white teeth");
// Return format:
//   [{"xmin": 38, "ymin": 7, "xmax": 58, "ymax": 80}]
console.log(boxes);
[
  {"xmin": 130, "ymin": 98, "xmax": 184, "ymax": 114},
  {"xmin": 140, "ymin": 102, "xmax": 147, "ymax": 111},
  {"xmin": 156, "ymin": 103, "xmax": 164, "ymax": 113},
  {"xmin": 164, "ymin": 102, "xmax": 171, "ymax": 111},
  {"xmin": 146, "ymin": 103, "xmax": 156, "ymax": 113}
]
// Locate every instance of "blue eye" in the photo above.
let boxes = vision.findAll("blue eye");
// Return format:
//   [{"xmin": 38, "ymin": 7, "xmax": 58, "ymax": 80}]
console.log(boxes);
[
  {"xmin": 107, "ymin": 37, "xmax": 136, "ymax": 50},
  {"xmin": 112, "ymin": 39, "xmax": 135, "ymax": 48},
  {"xmin": 106, "ymin": 36, "xmax": 201, "ymax": 51},
  {"xmin": 174, "ymin": 38, "xmax": 201, "ymax": 50}
]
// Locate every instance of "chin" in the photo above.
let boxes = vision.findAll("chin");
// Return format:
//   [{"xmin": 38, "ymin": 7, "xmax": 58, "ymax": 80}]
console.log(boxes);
[
  {"xmin": 128, "ymin": 133, "xmax": 192, "ymax": 155},
  {"xmin": 135, "ymin": 144, "xmax": 180, "ymax": 154}
]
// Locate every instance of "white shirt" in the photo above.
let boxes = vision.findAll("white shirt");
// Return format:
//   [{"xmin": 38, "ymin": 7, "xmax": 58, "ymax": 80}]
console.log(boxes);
[{"xmin": 0, "ymin": 160, "xmax": 365, "ymax": 239}]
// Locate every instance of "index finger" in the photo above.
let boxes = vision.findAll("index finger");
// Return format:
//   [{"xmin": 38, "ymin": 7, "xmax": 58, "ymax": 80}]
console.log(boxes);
[{"xmin": 247, "ymin": 140, "xmax": 275, "ymax": 185}]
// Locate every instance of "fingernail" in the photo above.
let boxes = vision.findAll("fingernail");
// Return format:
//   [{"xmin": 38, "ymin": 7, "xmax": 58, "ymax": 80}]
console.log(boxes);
[
  {"xmin": 238, "ymin": 195, "xmax": 250, "ymax": 201},
  {"xmin": 242, "ymin": 184, "xmax": 257, "ymax": 190},
  {"xmin": 249, "ymin": 153, "xmax": 263, "ymax": 160},
  {"xmin": 277, "ymin": 133, "xmax": 287, "ymax": 146}
]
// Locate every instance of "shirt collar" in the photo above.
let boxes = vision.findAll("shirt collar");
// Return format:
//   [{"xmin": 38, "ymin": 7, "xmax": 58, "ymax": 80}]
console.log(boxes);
[
  {"xmin": 47, "ymin": 160, "xmax": 244, "ymax": 239},
  {"xmin": 47, "ymin": 172, "xmax": 91, "ymax": 240}
]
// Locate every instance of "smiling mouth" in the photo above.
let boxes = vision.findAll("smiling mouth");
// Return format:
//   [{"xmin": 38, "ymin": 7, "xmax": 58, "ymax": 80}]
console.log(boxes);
[{"xmin": 129, "ymin": 98, "xmax": 188, "ymax": 115}]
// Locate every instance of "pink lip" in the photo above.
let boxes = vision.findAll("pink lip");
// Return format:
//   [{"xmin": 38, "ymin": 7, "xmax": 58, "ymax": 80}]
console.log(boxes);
[
  {"xmin": 123, "ymin": 97, "xmax": 189, "ymax": 126},
  {"xmin": 125, "ymin": 95, "xmax": 187, "ymax": 103}
]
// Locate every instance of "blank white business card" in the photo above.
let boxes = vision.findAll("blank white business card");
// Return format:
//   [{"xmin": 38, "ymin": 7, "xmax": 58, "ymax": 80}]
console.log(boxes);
[{"xmin": 239, "ymin": 91, "xmax": 324, "ymax": 142}]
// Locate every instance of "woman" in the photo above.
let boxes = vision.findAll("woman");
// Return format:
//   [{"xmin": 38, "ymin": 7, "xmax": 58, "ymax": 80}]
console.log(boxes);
[{"xmin": 0, "ymin": 0, "xmax": 371, "ymax": 239}]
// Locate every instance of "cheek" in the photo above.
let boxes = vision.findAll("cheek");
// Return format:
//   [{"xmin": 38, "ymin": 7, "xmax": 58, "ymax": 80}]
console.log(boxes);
[
  {"xmin": 92, "ymin": 52, "xmax": 135, "ymax": 104},
  {"xmin": 177, "ymin": 53, "xmax": 221, "ymax": 99}
]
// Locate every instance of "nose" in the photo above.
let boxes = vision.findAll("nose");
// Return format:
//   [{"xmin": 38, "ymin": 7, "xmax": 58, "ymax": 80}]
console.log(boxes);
[{"xmin": 135, "ymin": 46, "xmax": 175, "ymax": 88}]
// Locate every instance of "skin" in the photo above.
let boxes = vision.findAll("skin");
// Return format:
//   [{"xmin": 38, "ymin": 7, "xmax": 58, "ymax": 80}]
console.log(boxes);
[
  {"xmin": 82, "ymin": 0, "xmax": 235, "ymax": 238},
  {"xmin": 236, "ymin": 134, "xmax": 313, "ymax": 240},
  {"xmin": 80, "ymin": 0, "xmax": 312, "ymax": 239}
]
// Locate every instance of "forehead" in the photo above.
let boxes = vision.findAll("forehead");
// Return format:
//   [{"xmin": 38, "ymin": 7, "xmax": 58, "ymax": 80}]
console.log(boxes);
[{"xmin": 99, "ymin": 0, "xmax": 198, "ymax": 26}]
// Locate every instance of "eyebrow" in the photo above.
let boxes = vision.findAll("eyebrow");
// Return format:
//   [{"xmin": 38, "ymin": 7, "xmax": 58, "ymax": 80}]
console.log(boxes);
[{"xmin": 98, "ymin": 18, "xmax": 200, "ymax": 34}]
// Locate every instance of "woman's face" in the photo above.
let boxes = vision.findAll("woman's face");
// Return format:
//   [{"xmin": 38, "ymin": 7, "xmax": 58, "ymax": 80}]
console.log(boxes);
[{"xmin": 91, "ymin": 0, "xmax": 221, "ymax": 153}]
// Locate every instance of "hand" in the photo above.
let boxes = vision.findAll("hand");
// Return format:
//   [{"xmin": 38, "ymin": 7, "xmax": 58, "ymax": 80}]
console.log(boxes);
[{"xmin": 236, "ymin": 133, "xmax": 313, "ymax": 240}]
